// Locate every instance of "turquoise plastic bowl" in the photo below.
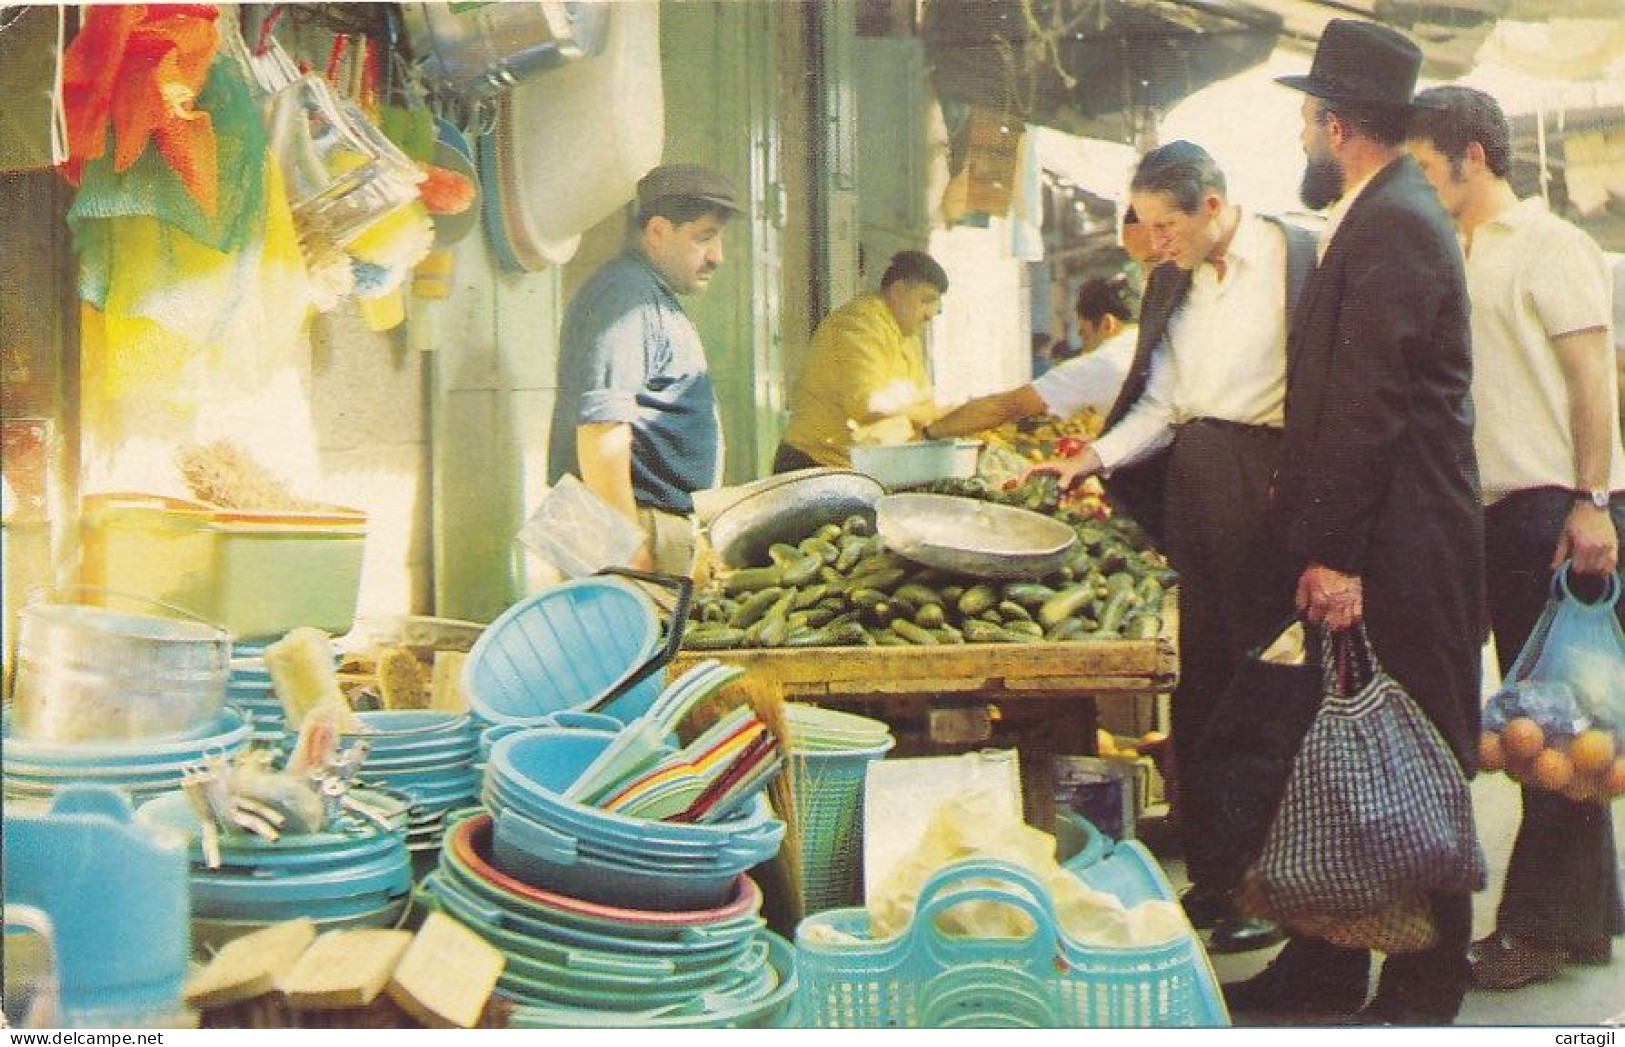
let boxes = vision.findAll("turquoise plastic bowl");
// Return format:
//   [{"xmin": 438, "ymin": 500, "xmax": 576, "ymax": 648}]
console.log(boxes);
[
  {"xmin": 463, "ymin": 578, "xmax": 665, "ymax": 726},
  {"xmin": 486, "ymin": 728, "xmax": 784, "ymax": 855}
]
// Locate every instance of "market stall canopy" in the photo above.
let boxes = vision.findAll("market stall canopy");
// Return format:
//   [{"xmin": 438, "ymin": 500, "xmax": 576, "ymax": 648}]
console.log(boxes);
[
  {"xmin": 925, "ymin": 0, "xmax": 1283, "ymax": 140},
  {"xmin": 926, "ymin": 0, "xmax": 1625, "ymax": 140}
]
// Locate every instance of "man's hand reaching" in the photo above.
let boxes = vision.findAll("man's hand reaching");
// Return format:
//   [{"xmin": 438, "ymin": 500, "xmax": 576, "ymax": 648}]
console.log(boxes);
[{"xmin": 1024, "ymin": 445, "xmax": 1102, "ymax": 493}]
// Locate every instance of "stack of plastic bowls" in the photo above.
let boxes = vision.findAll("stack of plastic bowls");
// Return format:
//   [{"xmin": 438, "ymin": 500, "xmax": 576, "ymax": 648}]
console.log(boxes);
[
  {"xmin": 226, "ymin": 638, "xmax": 340, "ymax": 744},
  {"xmin": 338, "ymin": 710, "xmax": 481, "ymax": 855},
  {"xmin": 482, "ymin": 728, "xmax": 784, "ymax": 912},
  {"xmin": 137, "ymin": 788, "xmax": 413, "ymax": 952},
  {"xmin": 419, "ymin": 813, "xmax": 794, "ymax": 1026},
  {"xmin": 2, "ymin": 708, "xmax": 252, "ymax": 809}
]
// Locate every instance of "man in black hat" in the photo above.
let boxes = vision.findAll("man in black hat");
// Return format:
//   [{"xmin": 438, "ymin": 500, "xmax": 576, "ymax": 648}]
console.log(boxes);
[
  {"xmin": 547, "ymin": 163, "xmax": 741, "ymax": 574},
  {"xmin": 1225, "ymin": 19, "xmax": 1487, "ymax": 1024}
]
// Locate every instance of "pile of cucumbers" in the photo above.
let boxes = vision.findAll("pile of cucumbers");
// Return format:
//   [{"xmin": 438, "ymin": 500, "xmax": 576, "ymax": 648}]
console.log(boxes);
[{"xmin": 684, "ymin": 491, "xmax": 1177, "ymax": 650}]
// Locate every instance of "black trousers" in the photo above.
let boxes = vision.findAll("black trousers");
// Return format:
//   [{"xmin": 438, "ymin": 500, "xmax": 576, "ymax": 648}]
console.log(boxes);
[
  {"xmin": 1159, "ymin": 418, "xmax": 1293, "ymax": 890},
  {"xmin": 1485, "ymin": 486, "xmax": 1625, "ymax": 947}
]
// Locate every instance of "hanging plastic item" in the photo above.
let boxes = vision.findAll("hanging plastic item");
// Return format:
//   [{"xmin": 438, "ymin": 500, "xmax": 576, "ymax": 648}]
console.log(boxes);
[
  {"xmin": 247, "ymin": 38, "xmax": 426, "ymax": 263},
  {"xmin": 59, "ymin": 4, "xmax": 222, "ymax": 216}
]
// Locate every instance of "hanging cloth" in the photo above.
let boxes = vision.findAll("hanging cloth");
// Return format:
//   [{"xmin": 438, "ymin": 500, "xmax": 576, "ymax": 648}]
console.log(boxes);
[{"xmin": 59, "ymin": 4, "xmax": 221, "ymax": 216}]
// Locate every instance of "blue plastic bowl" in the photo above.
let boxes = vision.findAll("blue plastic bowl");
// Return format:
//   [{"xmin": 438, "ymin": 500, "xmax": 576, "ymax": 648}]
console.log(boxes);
[
  {"xmin": 490, "ymin": 805, "xmax": 744, "ymax": 911},
  {"xmin": 463, "ymin": 578, "xmax": 665, "ymax": 726},
  {"xmin": 486, "ymin": 729, "xmax": 784, "ymax": 856}
]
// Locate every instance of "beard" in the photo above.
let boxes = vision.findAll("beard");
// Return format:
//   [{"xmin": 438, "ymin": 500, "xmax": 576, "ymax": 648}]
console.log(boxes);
[{"xmin": 1299, "ymin": 154, "xmax": 1345, "ymax": 211}]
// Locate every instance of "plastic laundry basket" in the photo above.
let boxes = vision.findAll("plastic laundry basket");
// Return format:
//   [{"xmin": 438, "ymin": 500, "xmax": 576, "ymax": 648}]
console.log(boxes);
[
  {"xmin": 793, "ymin": 735, "xmax": 895, "ymax": 915},
  {"xmin": 794, "ymin": 854, "xmax": 1228, "ymax": 1029}
]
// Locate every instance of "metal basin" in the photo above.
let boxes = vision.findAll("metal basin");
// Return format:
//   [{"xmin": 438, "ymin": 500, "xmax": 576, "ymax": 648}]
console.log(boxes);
[
  {"xmin": 875, "ymin": 493, "xmax": 1078, "ymax": 580},
  {"xmin": 706, "ymin": 471, "xmax": 884, "ymax": 569}
]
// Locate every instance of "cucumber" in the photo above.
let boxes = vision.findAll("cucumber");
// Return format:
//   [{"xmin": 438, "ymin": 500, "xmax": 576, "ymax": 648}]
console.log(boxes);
[
  {"xmin": 847, "ymin": 588, "xmax": 888, "ymax": 610},
  {"xmin": 997, "ymin": 600, "xmax": 1032, "ymax": 622},
  {"xmin": 1045, "ymin": 617, "xmax": 1089, "ymax": 642},
  {"xmin": 890, "ymin": 619, "xmax": 940, "ymax": 645},
  {"xmin": 792, "ymin": 583, "xmax": 830, "ymax": 610},
  {"xmin": 799, "ymin": 536, "xmax": 841, "ymax": 565},
  {"xmin": 684, "ymin": 626, "xmax": 746, "ymax": 650},
  {"xmin": 779, "ymin": 552, "xmax": 824, "ymax": 588},
  {"xmin": 846, "ymin": 567, "xmax": 905, "ymax": 594},
  {"xmin": 1003, "ymin": 582, "xmax": 1058, "ymax": 609},
  {"xmin": 957, "ymin": 584, "xmax": 997, "ymax": 617},
  {"xmin": 723, "ymin": 566, "xmax": 784, "ymax": 595},
  {"xmin": 767, "ymin": 543, "xmax": 803, "ymax": 567},
  {"xmin": 841, "ymin": 514, "xmax": 872, "ymax": 537},
  {"xmin": 1004, "ymin": 620, "xmax": 1044, "ymax": 638},
  {"xmin": 1097, "ymin": 590, "xmax": 1136, "ymax": 634},
  {"xmin": 893, "ymin": 583, "xmax": 944, "ymax": 608},
  {"xmin": 815, "ymin": 523, "xmax": 845, "ymax": 545},
  {"xmin": 730, "ymin": 586, "xmax": 787, "ymax": 628},
  {"xmin": 1123, "ymin": 613, "xmax": 1161, "ymax": 640},
  {"xmin": 1038, "ymin": 583, "xmax": 1095, "ymax": 629},
  {"xmin": 835, "ymin": 535, "xmax": 869, "ymax": 572},
  {"xmin": 914, "ymin": 603, "xmax": 946, "ymax": 629}
]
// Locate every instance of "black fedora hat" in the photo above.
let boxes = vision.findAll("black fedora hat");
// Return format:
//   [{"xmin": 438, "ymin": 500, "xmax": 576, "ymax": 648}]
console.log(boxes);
[{"xmin": 1276, "ymin": 19, "xmax": 1423, "ymax": 108}]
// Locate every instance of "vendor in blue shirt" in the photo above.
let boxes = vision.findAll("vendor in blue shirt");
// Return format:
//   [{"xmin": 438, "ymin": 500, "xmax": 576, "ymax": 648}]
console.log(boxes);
[{"xmin": 548, "ymin": 164, "xmax": 740, "ymax": 574}]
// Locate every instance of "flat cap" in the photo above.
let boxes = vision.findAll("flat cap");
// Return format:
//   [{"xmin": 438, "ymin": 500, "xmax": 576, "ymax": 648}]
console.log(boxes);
[{"xmin": 637, "ymin": 163, "xmax": 741, "ymax": 215}]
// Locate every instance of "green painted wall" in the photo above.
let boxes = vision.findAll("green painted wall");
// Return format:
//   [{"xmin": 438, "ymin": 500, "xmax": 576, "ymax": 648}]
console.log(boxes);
[{"xmin": 660, "ymin": 0, "xmax": 784, "ymax": 483}]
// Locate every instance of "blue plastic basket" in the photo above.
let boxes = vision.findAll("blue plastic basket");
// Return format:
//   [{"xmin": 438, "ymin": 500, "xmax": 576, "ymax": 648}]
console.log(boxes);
[
  {"xmin": 792, "ymin": 736, "xmax": 894, "ymax": 914},
  {"xmin": 463, "ymin": 577, "xmax": 666, "ymax": 725},
  {"xmin": 794, "ymin": 854, "xmax": 1228, "ymax": 1028}
]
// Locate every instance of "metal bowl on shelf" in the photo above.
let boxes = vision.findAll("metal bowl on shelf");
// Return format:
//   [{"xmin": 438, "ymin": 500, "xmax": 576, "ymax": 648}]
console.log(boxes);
[
  {"xmin": 705, "ymin": 470, "xmax": 884, "ymax": 569},
  {"xmin": 874, "ymin": 492, "xmax": 1078, "ymax": 580}
]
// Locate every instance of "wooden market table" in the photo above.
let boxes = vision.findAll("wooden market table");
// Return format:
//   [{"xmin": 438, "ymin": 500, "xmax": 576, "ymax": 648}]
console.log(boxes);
[{"xmin": 667, "ymin": 593, "xmax": 1178, "ymax": 830}]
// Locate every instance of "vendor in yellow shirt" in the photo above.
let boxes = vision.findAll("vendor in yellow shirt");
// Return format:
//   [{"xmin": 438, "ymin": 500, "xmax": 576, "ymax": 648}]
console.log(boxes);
[{"xmin": 772, "ymin": 251, "xmax": 949, "ymax": 471}]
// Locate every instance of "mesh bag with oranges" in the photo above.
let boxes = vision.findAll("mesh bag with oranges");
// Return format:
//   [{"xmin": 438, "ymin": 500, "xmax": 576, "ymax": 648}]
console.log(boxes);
[{"xmin": 1479, "ymin": 566, "xmax": 1625, "ymax": 803}]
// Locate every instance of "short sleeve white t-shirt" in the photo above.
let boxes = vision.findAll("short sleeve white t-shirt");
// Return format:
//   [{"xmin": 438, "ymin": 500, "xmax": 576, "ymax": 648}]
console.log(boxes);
[{"xmin": 1466, "ymin": 196, "xmax": 1623, "ymax": 503}]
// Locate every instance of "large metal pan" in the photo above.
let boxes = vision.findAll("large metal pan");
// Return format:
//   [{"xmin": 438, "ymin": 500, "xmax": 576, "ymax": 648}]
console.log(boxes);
[
  {"xmin": 706, "ymin": 471, "xmax": 884, "ymax": 569},
  {"xmin": 875, "ymin": 493, "xmax": 1078, "ymax": 580}
]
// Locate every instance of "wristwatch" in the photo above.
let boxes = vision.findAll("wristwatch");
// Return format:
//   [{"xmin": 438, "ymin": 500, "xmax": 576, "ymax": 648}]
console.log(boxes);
[{"xmin": 1574, "ymin": 487, "xmax": 1611, "ymax": 510}]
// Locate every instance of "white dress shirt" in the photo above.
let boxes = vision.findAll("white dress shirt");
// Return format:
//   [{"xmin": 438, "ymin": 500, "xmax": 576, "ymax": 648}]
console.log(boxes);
[{"xmin": 1093, "ymin": 213, "xmax": 1291, "ymax": 471}]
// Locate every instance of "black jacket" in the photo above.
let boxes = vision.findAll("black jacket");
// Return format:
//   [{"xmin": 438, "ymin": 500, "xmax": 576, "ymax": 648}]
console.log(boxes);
[
  {"xmin": 1100, "ymin": 215, "xmax": 1318, "ymax": 542},
  {"xmin": 1271, "ymin": 155, "xmax": 1486, "ymax": 769}
]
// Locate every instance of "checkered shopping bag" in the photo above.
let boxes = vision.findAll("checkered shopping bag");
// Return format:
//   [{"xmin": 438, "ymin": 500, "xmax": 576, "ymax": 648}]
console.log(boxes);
[{"xmin": 1241, "ymin": 624, "xmax": 1486, "ymax": 924}]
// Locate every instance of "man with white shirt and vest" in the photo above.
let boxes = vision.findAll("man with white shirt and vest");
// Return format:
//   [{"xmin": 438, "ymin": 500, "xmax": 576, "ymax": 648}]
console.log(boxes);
[
  {"xmin": 1033, "ymin": 140, "xmax": 1317, "ymax": 955},
  {"xmin": 1406, "ymin": 83, "xmax": 1624, "ymax": 993}
]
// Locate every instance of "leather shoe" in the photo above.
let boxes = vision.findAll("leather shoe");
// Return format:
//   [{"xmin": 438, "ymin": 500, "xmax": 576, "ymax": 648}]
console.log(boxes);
[
  {"xmin": 1567, "ymin": 936, "xmax": 1614, "ymax": 966},
  {"xmin": 1180, "ymin": 885, "xmax": 1230, "ymax": 930},
  {"xmin": 1343, "ymin": 1000, "xmax": 1458, "ymax": 1026},
  {"xmin": 1209, "ymin": 915, "xmax": 1286, "ymax": 955},
  {"xmin": 1470, "ymin": 934, "xmax": 1566, "ymax": 991},
  {"xmin": 1223, "ymin": 952, "xmax": 1368, "ymax": 1017}
]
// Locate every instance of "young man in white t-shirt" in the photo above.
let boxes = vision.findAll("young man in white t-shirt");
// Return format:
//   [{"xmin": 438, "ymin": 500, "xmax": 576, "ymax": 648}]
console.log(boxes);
[{"xmin": 1408, "ymin": 84, "xmax": 1625, "ymax": 992}]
